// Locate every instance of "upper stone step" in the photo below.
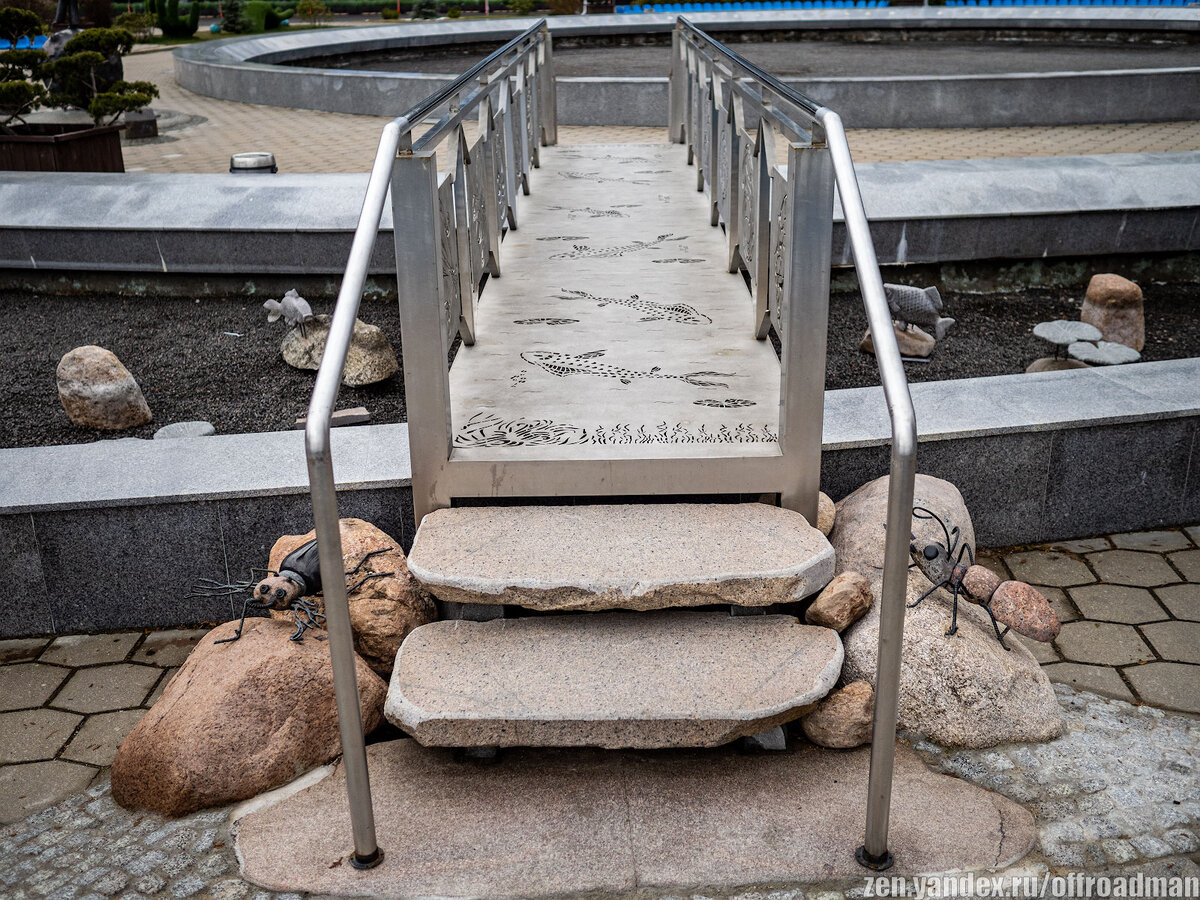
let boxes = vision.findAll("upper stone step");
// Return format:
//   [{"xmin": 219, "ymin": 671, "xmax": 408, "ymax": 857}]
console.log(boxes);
[
  {"xmin": 406, "ymin": 503, "xmax": 835, "ymax": 612},
  {"xmin": 385, "ymin": 611, "xmax": 844, "ymax": 749}
]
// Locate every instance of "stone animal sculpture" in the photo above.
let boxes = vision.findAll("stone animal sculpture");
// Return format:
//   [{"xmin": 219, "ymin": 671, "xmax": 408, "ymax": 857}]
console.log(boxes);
[
  {"xmin": 263, "ymin": 289, "xmax": 314, "ymax": 337},
  {"xmin": 909, "ymin": 506, "xmax": 1060, "ymax": 648},
  {"xmin": 884, "ymin": 283, "xmax": 955, "ymax": 341},
  {"xmin": 189, "ymin": 538, "xmax": 392, "ymax": 644}
]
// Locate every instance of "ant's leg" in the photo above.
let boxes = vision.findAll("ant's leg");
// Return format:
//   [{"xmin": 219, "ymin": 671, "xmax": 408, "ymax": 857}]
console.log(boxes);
[
  {"xmin": 946, "ymin": 584, "xmax": 962, "ymax": 636},
  {"xmin": 959, "ymin": 542, "xmax": 975, "ymax": 568},
  {"xmin": 344, "ymin": 548, "xmax": 390, "ymax": 579},
  {"xmin": 983, "ymin": 604, "xmax": 1011, "ymax": 650},
  {"xmin": 908, "ymin": 579, "xmax": 948, "ymax": 609}
]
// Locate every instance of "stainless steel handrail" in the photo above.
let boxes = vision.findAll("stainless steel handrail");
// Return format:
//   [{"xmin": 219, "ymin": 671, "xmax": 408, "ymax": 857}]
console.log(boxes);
[
  {"xmin": 303, "ymin": 19, "xmax": 550, "ymax": 869},
  {"xmin": 676, "ymin": 17, "xmax": 917, "ymax": 870}
]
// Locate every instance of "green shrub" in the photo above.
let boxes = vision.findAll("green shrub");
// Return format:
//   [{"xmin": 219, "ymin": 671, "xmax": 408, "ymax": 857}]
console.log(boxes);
[
  {"xmin": 221, "ymin": 0, "xmax": 247, "ymax": 32},
  {"xmin": 445, "ymin": 2, "xmax": 459, "ymax": 14},
  {"xmin": 509, "ymin": 0, "xmax": 533, "ymax": 13},
  {"xmin": 148, "ymin": 0, "xmax": 199, "ymax": 37},
  {"xmin": 114, "ymin": 9, "xmax": 155, "ymax": 38},
  {"xmin": 0, "ymin": 7, "xmax": 46, "ymax": 132},
  {"xmin": 409, "ymin": 0, "xmax": 437, "ymax": 16},
  {"xmin": 379, "ymin": 4, "xmax": 397, "ymax": 16}
]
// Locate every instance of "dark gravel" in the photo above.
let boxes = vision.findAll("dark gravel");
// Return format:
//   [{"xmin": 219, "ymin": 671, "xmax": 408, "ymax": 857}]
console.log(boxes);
[
  {"xmin": 0, "ymin": 292, "xmax": 406, "ymax": 449},
  {"xmin": 825, "ymin": 283, "xmax": 1200, "ymax": 390},
  {"xmin": 3, "ymin": 284, "xmax": 1198, "ymax": 449}
]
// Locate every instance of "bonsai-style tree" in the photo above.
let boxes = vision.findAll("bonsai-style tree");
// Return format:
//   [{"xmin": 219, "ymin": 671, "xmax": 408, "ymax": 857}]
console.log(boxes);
[
  {"xmin": 42, "ymin": 27, "xmax": 159, "ymax": 125},
  {"xmin": 0, "ymin": 7, "xmax": 47, "ymax": 134}
]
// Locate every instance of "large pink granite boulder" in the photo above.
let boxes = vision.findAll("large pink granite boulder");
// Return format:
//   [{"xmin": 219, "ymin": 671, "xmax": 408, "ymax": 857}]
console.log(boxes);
[{"xmin": 111, "ymin": 618, "xmax": 385, "ymax": 817}]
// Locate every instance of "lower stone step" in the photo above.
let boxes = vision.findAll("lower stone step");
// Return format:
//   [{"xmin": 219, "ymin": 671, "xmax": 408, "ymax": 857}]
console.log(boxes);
[
  {"xmin": 385, "ymin": 611, "xmax": 844, "ymax": 749},
  {"xmin": 405, "ymin": 503, "xmax": 835, "ymax": 612}
]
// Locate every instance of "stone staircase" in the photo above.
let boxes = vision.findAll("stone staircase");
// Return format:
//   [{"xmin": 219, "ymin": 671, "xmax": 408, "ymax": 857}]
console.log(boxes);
[{"xmin": 384, "ymin": 503, "xmax": 843, "ymax": 749}]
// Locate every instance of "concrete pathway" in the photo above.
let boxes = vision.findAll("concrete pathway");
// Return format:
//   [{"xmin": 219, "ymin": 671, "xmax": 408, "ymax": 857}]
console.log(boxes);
[{"xmin": 118, "ymin": 46, "xmax": 1200, "ymax": 175}]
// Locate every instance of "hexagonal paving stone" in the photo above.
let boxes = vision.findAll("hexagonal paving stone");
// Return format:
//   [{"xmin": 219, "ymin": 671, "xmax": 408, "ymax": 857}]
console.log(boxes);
[
  {"xmin": 1110, "ymin": 530, "xmax": 1194, "ymax": 552},
  {"xmin": 131, "ymin": 628, "xmax": 208, "ymax": 667},
  {"xmin": 1169, "ymin": 549, "xmax": 1200, "ymax": 583},
  {"xmin": 1067, "ymin": 584, "xmax": 1169, "ymax": 624},
  {"xmin": 52, "ymin": 664, "xmax": 162, "ymax": 714},
  {"xmin": 1055, "ymin": 621, "xmax": 1154, "ymax": 666},
  {"xmin": 61, "ymin": 709, "xmax": 147, "ymax": 766},
  {"xmin": 144, "ymin": 668, "xmax": 177, "ymax": 707},
  {"xmin": 0, "ymin": 760, "xmax": 97, "ymax": 826},
  {"xmin": 0, "ymin": 663, "xmax": 69, "ymax": 712},
  {"xmin": 1124, "ymin": 662, "xmax": 1200, "ymax": 715},
  {"xmin": 1011, "ymin": 632, "xmax": 1060, "ymax": 664},
  {"xmin": 0, "ymin": 637, "xmax": 51, "ymax": 665},
  {"xmin": 1184, "ymin": 525, "xmax": 1200, "ymax": 545},
  {"xmin": 1087, "ymin": 550, "xmax": 1180, "ymax": 587},
  {"xmin": 1034, "ymin": 586, "xmax": 1079, "ymax": 624},
  {"xmin": 39, "ymin": 632, "xmax": 140, "ymax": 667},
  {"xmin": 0, "ymin": 708, "xmax": 83, "ymax": 764},
  {"xmin": 1042, "ymin": 662, "xmax": 1134, "ymax": 703},
  {"xmin": 1140, "ymin": 621, "xmax": 1200, "ymax": 664},
  {"xmin": 1050, "ymin": 537, "xmax": 1111, "ymax": 554},
  {"xmin": 1003, "ymin": 551, "xmax": 1094, "ymax": 587},
  {"xmin": 1156, "ymin": 583, "xmax": 1200, "ymax": 621}
]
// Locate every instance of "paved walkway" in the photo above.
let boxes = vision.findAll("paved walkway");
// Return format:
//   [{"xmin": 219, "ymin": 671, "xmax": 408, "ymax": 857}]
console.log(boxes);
[{"xmin": 119, "ymin": 46, "xmax": 1200, "ymax": 174}]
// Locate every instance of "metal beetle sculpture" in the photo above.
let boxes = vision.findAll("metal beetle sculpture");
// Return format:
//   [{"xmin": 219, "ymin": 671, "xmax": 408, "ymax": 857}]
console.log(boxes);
[
  {"xmin": 190, "ymin": 538, "xmax": 393, "ymax": 644},
  {"xmin": 908, "ymin": 506, "xmax": 1061, "ymax": 649}
]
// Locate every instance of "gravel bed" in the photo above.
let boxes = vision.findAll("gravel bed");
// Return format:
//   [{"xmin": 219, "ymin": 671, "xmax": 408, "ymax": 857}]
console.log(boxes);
[{"xmin": 3, "ymin": 284, "xmax": 1197, "ymax": 449}]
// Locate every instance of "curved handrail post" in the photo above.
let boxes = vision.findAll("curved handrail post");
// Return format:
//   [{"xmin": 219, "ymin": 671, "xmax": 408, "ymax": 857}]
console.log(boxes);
[
  {"xmin": 304, "ymin": 115, "xmax": 408, "ymax": 869},
  {"xmin": 818, "ymin": 108, "xmax": 918, "ymax": 871}
]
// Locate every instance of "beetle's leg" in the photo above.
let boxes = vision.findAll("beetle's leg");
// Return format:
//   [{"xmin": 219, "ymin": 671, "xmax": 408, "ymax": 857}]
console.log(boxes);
[
  {"xmin": 983, "ymin": 604, "xmax": 1012, "ymax": 650},
  {"xmin": 189, "ymin": 578, "xmax": 255, "ymax": 599},
  {"xmin": 215, "ymin": 595, "xmax": 255, "ymax": 644},
  {"xmin": 908, "ymin": 579, "xmax": 948, "ymax": 609},
  {"xmin": 344, "ymin": 548, "xmax": 390, "ymax": 579},
  {"xmin": 346, "ymin": 571, "xmax": 395, "ymax": 595}
]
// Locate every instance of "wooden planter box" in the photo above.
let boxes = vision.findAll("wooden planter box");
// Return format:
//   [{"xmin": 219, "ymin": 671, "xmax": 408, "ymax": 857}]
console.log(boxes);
[{"xmin": 0, "ymin": 123, "xmax": 124, "ymax": 172}]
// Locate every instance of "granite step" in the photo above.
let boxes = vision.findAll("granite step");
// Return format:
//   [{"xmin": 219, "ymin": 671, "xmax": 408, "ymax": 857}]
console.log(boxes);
[
  {"xmin": 384, "ymin": 611, "xmax": 844, "ymax": 749},
  {"xmin": 406, "ymin": 503, "xmax": 835, "ymax": 612}
]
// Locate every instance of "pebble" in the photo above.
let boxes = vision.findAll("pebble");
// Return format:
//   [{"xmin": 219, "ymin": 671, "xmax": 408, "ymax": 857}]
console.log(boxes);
[{"xmin": 153, "ymin": 421, "xmax": 216, "ymax": 440}]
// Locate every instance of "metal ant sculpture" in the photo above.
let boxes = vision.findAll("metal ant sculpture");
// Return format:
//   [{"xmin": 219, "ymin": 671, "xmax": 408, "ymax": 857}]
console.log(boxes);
[
  {"xmin": 190, "ymin": 538, "xmax": 393, "ymax": 644},
  {"xmin": 908, "ymin": 506, "xmax": 1061, "ymax": 649}
]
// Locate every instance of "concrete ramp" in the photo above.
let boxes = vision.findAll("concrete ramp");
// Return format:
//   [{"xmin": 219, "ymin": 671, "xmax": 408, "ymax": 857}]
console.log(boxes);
[{"xmin": 234, "ymin": 741, "xmax": 1034, "ymax": 898}]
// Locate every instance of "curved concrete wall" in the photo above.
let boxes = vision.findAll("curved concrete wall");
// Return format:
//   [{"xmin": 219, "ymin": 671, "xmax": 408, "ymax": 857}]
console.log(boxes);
[{"xmin": 173, "ymin": 9, "xmax": 1200, "ymax": 127}]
